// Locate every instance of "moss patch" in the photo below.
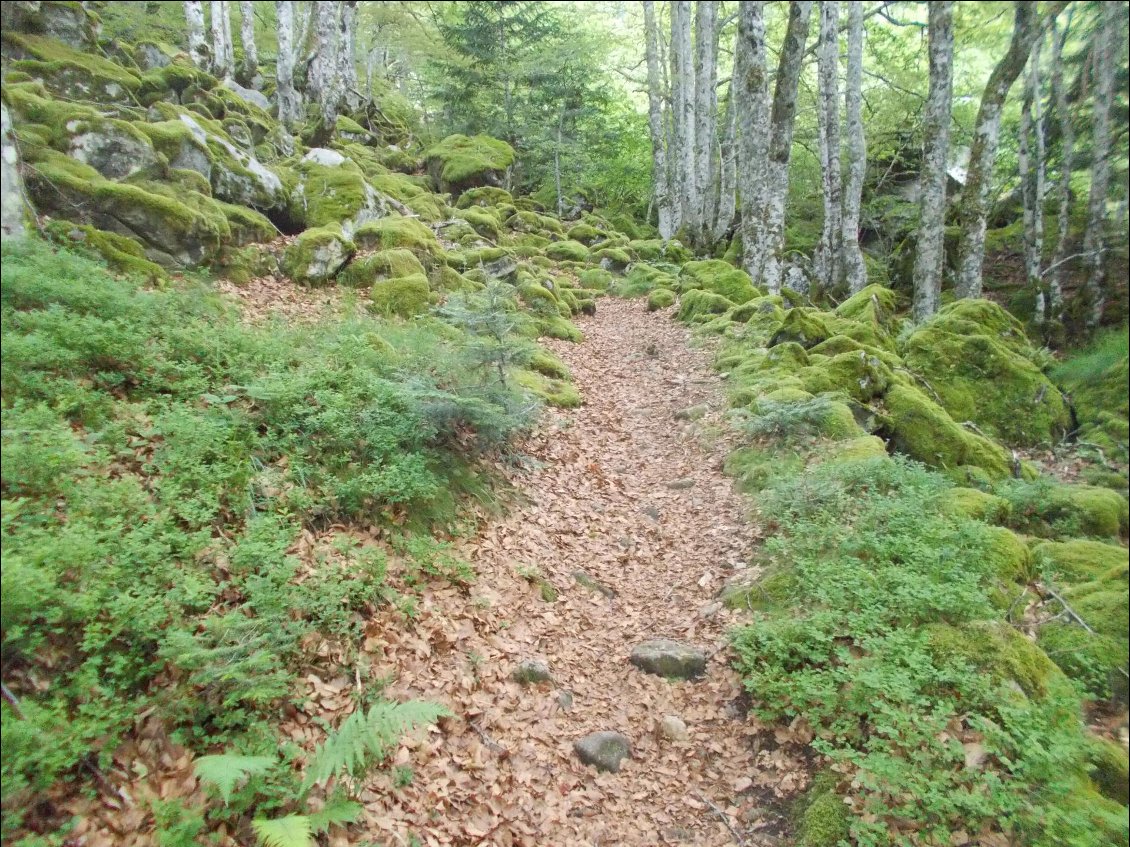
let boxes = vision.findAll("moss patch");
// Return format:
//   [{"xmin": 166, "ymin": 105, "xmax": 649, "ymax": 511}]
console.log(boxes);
[{"xmin": 370, "ymin": 274, "xmax": 431, "ymax": 318}]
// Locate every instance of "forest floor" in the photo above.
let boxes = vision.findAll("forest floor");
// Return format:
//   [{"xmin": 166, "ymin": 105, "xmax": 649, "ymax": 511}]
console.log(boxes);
[{"xmin": 343, "ymin": 299, "xmax": 812, "ymax": 846}]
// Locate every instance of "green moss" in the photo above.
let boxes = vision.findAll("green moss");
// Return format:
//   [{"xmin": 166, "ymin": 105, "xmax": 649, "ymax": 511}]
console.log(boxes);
[
  {"xmin": 3, "ymin": 84, "xmax": 101, "ymax": 145},
  {"xmin": 287, "ymin": 159, "xmax": 372, "ymax": 229},
  {"xmin": 429, "ymin": 264, "xmax": 478, "ymax": 292},
  {"xmin": 370, "ymin": 274, "xmax": 431, "ymax": 318},
  {"xmin": 514, "ymin": 369, "xmax": 581, "ymax": 407},
  {"xmin": 926, "ymin": 621, "xmax": 1060, "ymax": 697},
  {"xmin": 796, "ymin": 350, "xmax": 893, "ymax": 402},
  {"xmin": 456, "ymin": 186, "xmax": 513, "ymax": 208},
  {"xmin": 217, "ymin": 202, "xmax": 276, "ymax": 245},
  {"xmin": 680, "ymin": 259, "xmax": 758, "ymax": 304},
  {"xmin": 809, "ymin": 334, "xmax": 903, "ymax": 370},
  {"xmin": 8, "ymin": 33, "xmax": 141, "ymax": 99},
  {"xmin": 592, "ymin": 247, "xmax": 631, "ymax": 269},
  {"xmin": 1088, "ymin": 738, "xmax": 1129, "ymax": 804},
  {"xmin": 43, "ymin": 220, "xmax": 165, "ymax": 282},
  {"xmin": 139, "ymin": 61, "xmax": 216, "ymax": 97},
  {"xmin": 1001, "ymin": 482, "xmax": 1128, "ymax": 539},
  {"xmin": 280, "ymin": 224, "xmax": 354, "ymax": 285},
  {"xmin": 1032, "ymin": 540, "xmax": 1128, "ymax": 582},
  {"xmin": 340, "ymin": 249, "xmax": 426, "ymax": 288},
  {"xmin": 647, "ymin": 289, "xmax": 677, "ymax": 311},
  {"xmin": 455, "ymin": 206, "xmax": 502, "ymax": 238},
  {"xmin": 518, "ymin": 282, "xmax": 560, "ymax": 317},
  {"xmin": 1053, "ymin": 328, "xmax": 1129, "ymax": 465},
  {"xmin": 565, "ymin": 223, "xmax": 603, "ymax": 244},
  {"xmin": 353, "ymin": 216, "xmax": 443, "ymax": 266},
  {"xmin": 528, "ymin": 350, "xmax": 570, "ymax": 380},
  {"xmin": 545, "ymin": 240, "xmax": 590, "ymax": 262},
  {"xmin": 796, "ymin": 785, "xmax": 850, "ymax": 847},
  {"xmin": 824, "ymin": 435, "xmax": 889, "ymax": 462},
  {"xmin": 883, "ymin": 384, "xmax": 1013, "ymax": 479},
  {"xmin": 678, "ymin": 289, "xmax": 735, "ymax": 322},
  {"xmin": 938, "ymin": 487, "xmax": 1012, "ymax": 524},
  {"xmin": 536, "ymin": 315, "xmax": 583, "ymax": 342},
  {"xmin": 982, "ymin": 526, "xmax": 1033, "ymax": 582},
  {"xmin": 426, "ymin": 133, "xmax": 515, "ymax": 188},
  {"xmin": 770, "ymin": 308, "xmax": 831, "ymax": 349},
  {"xmin": 368, "ymin": 173, "xmax": 446, "ymax": 222}
]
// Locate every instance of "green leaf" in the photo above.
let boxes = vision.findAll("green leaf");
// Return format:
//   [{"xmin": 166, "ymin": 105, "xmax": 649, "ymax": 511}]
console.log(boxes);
[
  {"xmin": 308, "ymin": 797, "xmax": 363, "ymax": 833},
  {"xmin": 251, "ymin": 815, "xmax": 314, "ymax": 847},
  {"xmin": 192, "ymin": 754, "xmax": 275, "ymax": 804}
]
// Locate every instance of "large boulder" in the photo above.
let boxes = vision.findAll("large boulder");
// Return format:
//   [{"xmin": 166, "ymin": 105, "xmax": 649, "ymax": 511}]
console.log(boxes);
[
  {"xmin": 426, "ymin": 133, "xmax": 515, "ymax": 196},
  {"xmin": 63, "ymin": 117, "xmax": 161, "ymax": 180},
  {"xmin": 6, "ymin": 33, "xmax": 139, "ymax": 103},
  {"xmin": 281, "ymin": 224, "xmax": 354, "ymax": 285}
]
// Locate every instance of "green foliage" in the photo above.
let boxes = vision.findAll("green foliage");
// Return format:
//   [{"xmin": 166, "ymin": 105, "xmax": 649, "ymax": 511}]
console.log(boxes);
[
  {"xmin": 194, "ymin": 755, "xmax": 277, "ymax": 805},
  {"xmin": 250, "ymin": 815, "xmax": 314, "ymax": 847},
  {"xmin": 1053, "ymin": 327, "xmax": 1129, "ymax": 468}
]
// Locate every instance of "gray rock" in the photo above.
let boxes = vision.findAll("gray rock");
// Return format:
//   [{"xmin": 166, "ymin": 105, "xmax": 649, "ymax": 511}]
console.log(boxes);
[
  {"xmin": 640, "ymin": 504, "xmax": 661, "ymax": 521},
  {"xmin": 573, "ymin": 571, "xmax": 616, "ymax": 599},
  {"xmin": 1, "ymin": 103, "xmax": 28, "ymax": 239},
  {"xmin": 303, "ymin": 147, "xmax": 347, "ymax": 168},
  {"xmin": 481, "ymin": 253, "xmax": 518, "ymax": 280},
  {"xmin": 133, "ymin": 42, "xmax": 172, "ymax": 71},
  {"xmin": 556, "ymin": 690, "xmax": 574, "ymax": 711},
  {"xmin": 222, "ymin": 79, "xmax": 271, "ymax": 112},
  {"xmin": 698, "ymin": 601, "xmax": 724, "ymax": 619},
  {"xmin": 65, "ymin": 118, "xmax": 161, "ymax": 181},
  {"xmin": 666, "ymin": 478, "xmax": 696, "ymax": 490},
  {"xmin": 658, "ymin": 715, "xmax": 689, "ymax": 742},
  {"xmin": 511, "ymin": 658, "xmax": 551, "ymax": 685},
  {"xmin": 674, "ymin": 404, "xmax": 709, "ymax": 422},
  {"xmin": 630, "ymin": 639, "xmax": 706, "ymax": 680},
  {"xmin": 574, "ymin": 731, "xmax": 631, "ymax": 773}
]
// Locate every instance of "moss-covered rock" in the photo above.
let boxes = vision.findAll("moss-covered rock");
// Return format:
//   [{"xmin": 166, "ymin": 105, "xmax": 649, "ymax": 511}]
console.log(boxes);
[
  {"xmin": 925, "ymin": 621, "xmax": 1060, "ymax": 697},
  {"xmin": 528, "ymin": 349, "xmax": 570, "ymax": 380},
  {"xmin": 677, "ymin": 289, "xmax": 735, "ymax": 322},
  {"xmin": 8, "ymin": 33, "xmax": 140, "ymax": 103},
  {"xmin": 61, "ymin": 116, "xmax": 161, "ymax": 181},
  {"xmin": 456, "ymin": 186, "xmax": 513, "ymax": 208},
  {"xmin": 999, "ymin": 480, "xmax": 1129, "ymax": 539},
  {"xmin": 281, "ymin": 224, "xmax": 354, "ymax": 285},
  {"xmin": 514, "ymin": 369, "xmax": 581, "ymax": 407},
  {"xmin": 425, "ymin": 133, "xmax": 514, "ymax": 195},
  {"xmin": 370, "ymin": 274, "xmax": 431, "ymax": 317},
  {"xmin": 455, "ymin": 205, "xmax": 502, "ymax": 239},
  {"xmin": 982, "ymin": 525, "xmax": 1034, "ymax": 582},
  {"xmin": 353, "ymin": 216, "xmax": 443, "ymax": 267},
  {"xmin": 680, "ymin": 259, "xmax": 758, "ymax": 304},
  {"xmin": 578, "ymin": 268, "xmax": 614, "ymax": 291},
  {"xmin": 593, "ymin": 246, "xmax": 631, "ymax": 270},
  {"xmin": 368, "ymin": 172, "xmax": 446, "ymax": 222},
  {"xmin": 796, "ymin": 350, "xmax": 893, "ymax": 402},
  {"xmin": 770, "ymin": 308, "xmax": 831, "ymax": 349},
  {"xmin": 824, "ymin": 435, "xmax": 890, "ymax": 462},
  {"xmin": 1088, "ymin": 738, "xmax": 1130, "ymax": 804},
  {"xmin": 287, "ymin": 151, "xmax": 385, "ymax": 229},
  {"xmin": 1032, "ymin": 539, "xmax": 1128, "ymax": 582},
  {"xmin": 339, "ymin": 249, "xmax": 426, "ymax": 288},
  {"xmin": 938, "ymin": 487, "xmax": 1012, "ymax": 524},
  {"xmin": 647, "ymin": 288, "xmax": 677, "ymax": 311},
  {"xmin": 796, "ymin": 780, "xmax": 850, "ymax": 847},
  {"xmin": 545, "ymin": 240, "xmax": 590, "ymax": 262},
  {"xmin": 43, "ymin": 219, "xmax": 164, "ymax": 282}
]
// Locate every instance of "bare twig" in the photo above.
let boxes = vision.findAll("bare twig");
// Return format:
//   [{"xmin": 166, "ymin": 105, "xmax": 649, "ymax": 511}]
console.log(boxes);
[
  {"xmin": 469, "ymin": 719, "xmax": 510, "ymax": 758},
  {"xmin": 695, "ymin": 790, "xmax": 747, "ymax": 846},
  {"xmin": 1042, "ymin": 585, "xmax": 1095, "ymax": 634}
]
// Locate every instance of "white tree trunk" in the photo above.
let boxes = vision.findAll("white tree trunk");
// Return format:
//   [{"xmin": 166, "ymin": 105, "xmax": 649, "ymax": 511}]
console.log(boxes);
[
  {"xmin": 1046, "ymin": 13, "xmax": 1073, "ymax": 321},
  {"xmin": 760, "ymin": 0, "xmax": 813, "ymax": 294},
  {"xmin": 276, "ymin": 0, "xmax": 302, "ymax": 129},
  {"xmin": 338, "ymin": 0, "xmax": 358, "ymax": 108},
  {"xmin": 221, "ymin": 0, "xmax": 235, "ymax": 77},
  {"xmin": 1, "ymin": 102, "xmax": 31, "ymax": 239},
  {"xmin": 912, "ymin": 1, "xmax": 954, "ymax": 322},
  {"xmin": 307, "ymin": 1, "xmax": 343, "ymax": 132},
  {"xmin": 954, "ymin": 3, "xmax": 1058, "ymax": 300},
  {"xmin": 712, "ymin": 86, "xmax": 737, "ymax": 243},
  {"xmin": 238, "ymin": 0, "xmax": 257, "ymax": 85},
  {"xmin": 841, "ymin": 0, "xmax": 867, "ymax": 293},
  {"xmin": 736, "ymin": 1, "xmax": 770, "ymax": 281},
  {"xmin": 1081, "ymin": 0, "xmax": 1117, "ymax": 329},
  {"xmin": 814, "ymin": 0, "xmax": 842, "ymax": 294},
  {"xmin": 210, "ymin": 1, "xmax": 233, "ymax": 78},
  {"xmin": 692, "ymin": 0, "xmax": 718, "ymax": 245},
  {"xmin": 644, "ymin": 1, "xmax": 675, "ymax": 238},
  {"xmin": 1021, "ymin": 36, "xmax": 1046, "ymax": 326},
  {"xmin": 671, "ymin": 1, "xmax": 695, "ymax": 235},
  {"xmin": 184, "ymin": 1, "xmax": 208, "ymax": 69}
]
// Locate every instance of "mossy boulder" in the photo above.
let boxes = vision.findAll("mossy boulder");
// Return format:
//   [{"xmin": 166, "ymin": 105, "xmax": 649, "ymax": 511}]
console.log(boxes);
[
  {"xmin": 456, "ymin": 186, "xmax": 513, "ymax": 208},
  {"xmin": 901, "ymin": 300, "xmax": 1069, "ymax": 446},
  {"xmin": 528, "ymin": 349, "xmax": 570, "ymax": 380},
  {"xmin": 353, "ymin": 216, "xmax": 443, "ymax": 267},
  {"xmin": 770, "ymin": 308, "xmax": 831, "ymax": 349},
  {"xmin": 370, "ymin": 274, "xmax": 431, "ymax": 317},
  {"xmin": 578, "ymin": 268, "xmax": 614, "ymax": 291},
  {"xmin": 517, "ymin": 282, "xmax": 559, "ymax": 317},
  {"xmin": 446, "ymin": 246, "xmax": 517, "ymax": 279},
  {"xmin": 339, "ymin": 249, "xmax": 425, "ymax": 288},
  {"xmin": 594, "ymin": 247, "xmax": 631, "ymax": 271},
  {"xmin": 455, "ymin": 205, "xmax": 502, "ymax": 239},
  {"xmin": 647, "ymin": 288, "xmax": 676, "ymax": 311},
  {"xmin": 368, "ymin": 172, "xmax": 446, "ymax": 222},
  {"xmin": 287, "ymin": 152, "xmax": 385, "ymax": 229},
  {"xmin": 925, "ymin": 621, "xmax": 1060, "ymax": 697},
  {"xmin": 8, "ymin": 33, "xmax": 140, "ymax": 103},
  {"xmin": 796, "ymin": 350, "xmax": 893, "ymax": 403},
  {"xmin": 795, "ymin": 780, "xmax": 850, "ymax": 847},
  {"xmin": 1032, "ymin": 539, "xmax": 1128, "ymax": 582},
  {"xmin": 883, "ymin": 383, "xmax": 1013, "ymax": 479},
  {"xmin": 981, "ymin": 525, "xmax": 1034, "ymax": 582},
  {"xmin": 680, "ymin": 259, "xmax": 758, "ymax": 304},
  {"xmin": 566, "ymin": 223, "xmax": 603, "ymax": 244},
  {"xmin": 62, "ymin": 116, "xmax": 161, "ymax": 181},
  {"xmin": 999, "ymin": 481, "xmax": 1129, "ymax": 539},
  {"xmin": 43, "ymin": 219, "xmax": 164, "ymax": 282},
  {"xmin": 938, "ymin": 487, "xmax": 1012, "ymax": 524},
  {"xmin": 809, "ymin": 334, "xmax": 902, "ymax": 370},
  {"xmin": 1088, "ymin": 738, "xmax": 1130, "ymax": 804},
  {"xmin": 281, "ymin": 224, "xmax": 354, "ymax": 285},
  {"xmin": 545, "ymin": 240, "xmax": 590, "ymax": 263},
  {"xmin": 425, "ymin": 133, "xmax": 514, "ymax": 195},
  {"xmin": 678, "ymin": 289, "xmax": 735, "ymax": 323}
]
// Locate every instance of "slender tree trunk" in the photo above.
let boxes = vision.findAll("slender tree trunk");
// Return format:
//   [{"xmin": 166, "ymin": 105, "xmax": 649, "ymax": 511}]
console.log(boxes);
[
  {"xmin": 1046, "ymin": 14, "xmax": 1073, "ymax": 322},
  {"xmin": 1081, "ymin": 0, "xmax": 1117, "ymax": 329},
  {"xmin": 184, "ymin": 1, "xmax": 208, "ymax": 69},
  {"xmin": 671, "ymin": 1, "xmax": 695, "ymax": 235},
  {"xmin": 841, "ymin": 0, "xmax": 867, "ymax": 293},
  {"xmin": 761, "ymin": 0, "xmax": 814, "ymax": 294},
  {"xmin": 1, "ymin": 102, "xmax": 32, "ymax": 239},
  {"xmin": 307, "ymin": 1, "xmax": 343, "ymax": 133},
  {"xmin": 644, "ymin": 1, "xmax": 675, "ymax": 238},
  {"xmin": 221, "ymin": 0, "xmax": 235, "ymax": 78},
  {"xmin": 712, "ymin": 86, "xmax": 737, "ymax": 242},
  {"xmin": 555, "ymin": 109, "xmax": 565, "ymax": 218},
  {"xmin": 814, "ymin": 0, "xmax": 842, "ymax": 295},
  {"xmin": 692, "ymin": 0, "xmax": 718, "ymax": 245},
  {"xmin": 955, "ymin": 3, "xmax": 1065, "ymax": 300},
  {"xmin": 1021, "ymin": 36, "xmax": 1047, "ymax": 327},
  {"xmin": 912, "ymin": 1, "xmax": 954, "ymax": 322},
  {"xmin": 736, "ymin": 1, "xmax": 770, "ymax": 281},
  {"xmin": 210, "ymin": 1, "xmax": 230, "ymax": 77},
  {"xmin": 276, "ymin": 0, "xmax": 301, "ymax": 129},
  {"xmin": 338, "ymin": 0, "xmax": 358, "ymax": 109},
  {"xmin": 238, "ymin": 0, "xmax": 257, "ymax": 85}
]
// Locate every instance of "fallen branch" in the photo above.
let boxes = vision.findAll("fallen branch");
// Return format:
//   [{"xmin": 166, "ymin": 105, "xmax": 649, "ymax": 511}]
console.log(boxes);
[
  {"xmin": 694, "ymin": 790, "xmax": 747, "ymax": 846},
  {"xmin": 469, "ymin": 719, "xmax": 510, "ymax": 758},
  {"xmin": 1042, "ymin": 584, "xmax": 1095, "ymax": 634}
]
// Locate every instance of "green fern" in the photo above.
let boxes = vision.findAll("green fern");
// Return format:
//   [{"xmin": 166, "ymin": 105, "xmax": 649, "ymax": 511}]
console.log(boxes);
[
  {"xmin": 192, "ymin": 754, "xmax": 275, "ymax": 804},
  {"xmin": 251, "ymin": 814, "xmax": 313, "ymax": 847},
  {"xmin": 304, "ymin": 699, "xmax": 450, "ymax": 789},
  {"xmin": 308, "ymin": 796, "xmax": 363, "ymax": 832}
]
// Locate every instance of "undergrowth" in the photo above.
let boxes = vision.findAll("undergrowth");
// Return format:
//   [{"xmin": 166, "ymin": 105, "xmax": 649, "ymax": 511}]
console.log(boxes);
[{"xmin": 0, "ymin": 239, "xmax": 539, "ymax": 844}]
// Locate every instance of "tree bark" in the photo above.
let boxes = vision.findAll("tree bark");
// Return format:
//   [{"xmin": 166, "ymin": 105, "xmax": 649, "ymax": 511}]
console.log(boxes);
[
  {"xmin": 1020, "ymin": 35, "xmax": 1046, "ymax": 327},
  {"xmin": 1081, "ymin": 0, "xmax": 1117, "ymax": 329},
  {"xmin": 760, "ymin": 0, "xmax": 813, "ymax": 294},
  {"xmin": 814, "ymin": 0, "xmax": 842, "ymax": 295},
  {"xmin": 911, "ymin": 1, "xmax": 954, "ymax": 322},
  {"xmin": 841, "ymin": 0, "xmax": 867, "ymax": 293},
  {"xmin": 184, "ymin": 1, "xmax": 208, "ymax": 69},
  {"xmin": 712, "ymin": 85, "xmax": 737, "ymax": 242},
  {"xmin": 307, "ymin": 1, "xmax": 343, "ymax": 134},
  {"xmin": 338, "ymin": 0, "xmax": 358, "ymax": 109},
  {"xmin": 1, "ymin": 102, "xmax": 32, "ymax": 239},
  {"xmin": 671, "ymin": 1, "xmax": 695, "ymax": 235},
  {"xmin": 644, "ymin": 1, "xmax": 675, "ymax": 239},
  {"xmin": 1046, "ymin": 13, "xmax": 1074, "ymax": 322},
  {"xmin": 210, "ymin": 1, "xmax": 234, "ymax": 78},
  {"xmin": 736, "ymin": 1, "xmax": 770, "ymax": 281},
  {"xmin": 954, "ymin": 2, "xmax": 1065, "ymax": 300},
  {"xmin": 692, "ymin": 0, "xmax": 718, "ymax": 245},
  {"xmin": 275, "ymin": 0, "xmax": 302, "ymax": 129},
  {"xmin": 238, "ymin": 0, "xmax": 257, "ymax": 85}
]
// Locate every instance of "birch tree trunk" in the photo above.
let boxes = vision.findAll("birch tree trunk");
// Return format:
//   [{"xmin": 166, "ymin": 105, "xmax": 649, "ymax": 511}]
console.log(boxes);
[
  {"xmin": 736, "ymin": 1, "xmax": 770, "ymax": 281},
  {"xmin": 184, "ymin": 1, "xmax": 208, "ymax": 69},
  {"xmin": 954, "ymin": 3, "xmax": 1064, "ymax": 300},
  {"xmin": 761, "ymin": 0, "xmax": 814, "ymax": 294},
  {"xmin": 1081, "ymin": 0, "xmax": 1117, "ymax": 329},
  {"xmin": 1046, "ymin": 14, "xmax": 1073, "ymax": 322},
  {"xmin": 712, "ymin": 87, "xmax": 737, "ymax": 242},
  {"xmin": 814, "ymin": 0, "xmax": 842, "ymax": 295},
  {"xmin": 238, "ymin": 0, "xmax": 257, "ymax": 86},
  {"xmin": 671, "ymin": 1, "xmax": 695, "ymax": 235},
  {"xmin": 210, "ymin": 1, "xmax": 231, "ymax": 78},
  {"xmin": 276, "ymin": 0, "xmax": 302, "ymax": 130},
  {"xmin": 338, "ymin": 0, "xmax": 358, "ymax": 109},
  {"xmin": 644, "ymin": 1, "xmax": 675, "ymax": 238},
  {"xmin": 692, "ymin": 0, "xmax": 719, "ymax": 245},
  {"xmin": 911, "ymin": 1, "xmax": 954, "ymax": 322},
  {"xmin": 307, "ymin": 1, "xmax": 343, "ymax": 133},
  {"xmin": 1, "ymin": 102, "xmax": 32, "ymax": 239},
  {"xmin": 841, "ymin": 0, "xmax": 867, "ymax": 293},
  {"xmin": 1020, "ymin": 36, "xmax": 1046, "ymax": 327},
  {"xmin": 221, "ymin": 1, "xmax": 235, "ymax": 78}
]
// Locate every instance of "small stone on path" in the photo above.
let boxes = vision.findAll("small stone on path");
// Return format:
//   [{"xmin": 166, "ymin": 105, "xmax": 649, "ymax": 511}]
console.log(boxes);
[
  {"xmin": 574, "ymin": 731, "xmax": 631, "ymax": 773},
  {"xmin": 573, "ymin": 570, "xmax": 616, "ymax": 598},
  {"xmin": 511, "ymin": 659, "xmax": 551, "ymax": 685},
  {"xmin": 698, "ymin": 601, "xmax": 723, "ymax": 619},
  {"xmin": 666, "ymin": 478, "xmax": 696, "ymax": 490},
  {"xmin": 658, "ymin": 715, "xmax": 689, "ymax": 742},
  {"xmin": 630, "ymin": 639, "xmax": 706, "ymax": 679},
  {"xmin": 674, "ymin": 404, "xmax": 708, "ymax": 421},
  {"xmin": 556, "ymin": 690, "xmax": 574, "ymax": 711}
]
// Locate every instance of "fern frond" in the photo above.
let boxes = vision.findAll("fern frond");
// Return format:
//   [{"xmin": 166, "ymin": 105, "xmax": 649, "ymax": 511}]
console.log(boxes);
[
  {"xmin": 193, "ymin": 754, "xmax": 275, "ymax": 804},
  {"xmin": 304, "ymin": 699, "xmax": 450, "ymax": 789},
  {"xmin": 307, "ymin": 796, "xmax": 363, "ymax": 833},
  {"xmin": 251, "ymin": 815, "xmax": 314, "ymax": 847}
]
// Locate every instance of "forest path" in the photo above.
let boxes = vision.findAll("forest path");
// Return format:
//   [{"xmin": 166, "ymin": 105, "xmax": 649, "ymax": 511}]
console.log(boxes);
[{"xmin": 359, "ymin": 299, "xmax": 807, "ymax": 846}]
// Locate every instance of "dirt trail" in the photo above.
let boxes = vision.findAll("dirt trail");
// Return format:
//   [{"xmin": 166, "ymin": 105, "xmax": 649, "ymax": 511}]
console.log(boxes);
[{"xmin": 355, "ymin": 299, "xmax": 809, "ymax": 846}]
